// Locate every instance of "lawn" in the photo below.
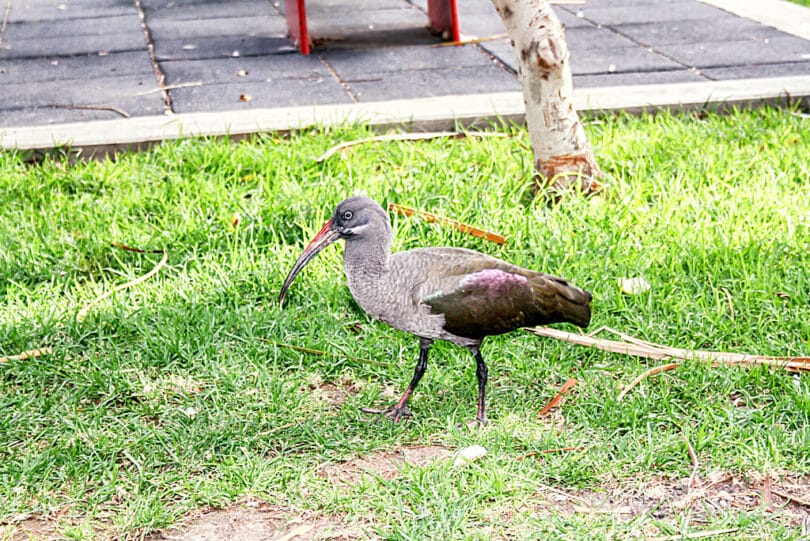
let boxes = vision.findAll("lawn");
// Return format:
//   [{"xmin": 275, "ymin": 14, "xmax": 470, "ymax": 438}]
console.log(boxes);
[{"xmin": 1, "ymin": 106, "xmax": 809, "ymax": 540}]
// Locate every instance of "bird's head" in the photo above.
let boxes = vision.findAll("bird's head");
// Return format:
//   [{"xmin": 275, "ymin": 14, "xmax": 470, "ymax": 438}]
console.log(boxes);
[
  {"xmin": 278, "ymin": 196, "xmax": 390, "ymax": 306},
  {"xmin": 331, "ymin": 196, "xmax": 390, "ymax": 241}
]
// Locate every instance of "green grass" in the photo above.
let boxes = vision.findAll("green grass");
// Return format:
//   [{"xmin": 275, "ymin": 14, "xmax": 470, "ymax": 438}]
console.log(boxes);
[
  {"xmin": 1, "ymin": 106, "xmax": 809, "ymax": 540},
  {"xmin": 787, "ymin": 0, "xmax": 810, "ymax": 7}
]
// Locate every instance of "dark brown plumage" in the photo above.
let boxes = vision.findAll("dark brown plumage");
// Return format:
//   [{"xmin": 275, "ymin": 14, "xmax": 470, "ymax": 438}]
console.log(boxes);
[{"xmin": 279, "ymin": 196, "xmax": 591, "ymax": 424}]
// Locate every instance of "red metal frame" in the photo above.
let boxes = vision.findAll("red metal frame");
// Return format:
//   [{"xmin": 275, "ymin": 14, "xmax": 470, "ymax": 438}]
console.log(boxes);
[
  {"xmin": 427, "ymin": 0, "xmax": 460, "ymax": 42},
  {"xmin": 284, "ymin": 0, "xmax": 460, "ymax": 55},
  {"xmin": 285, "ymin": 0, "xmax": 310, "ymax": 55}
]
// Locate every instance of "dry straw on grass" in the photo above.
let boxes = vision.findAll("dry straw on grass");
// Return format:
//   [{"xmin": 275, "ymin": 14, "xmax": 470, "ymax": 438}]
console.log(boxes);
[{"xmin": 528, "ymin": 325, "xmax": 809, "ymax": 402}]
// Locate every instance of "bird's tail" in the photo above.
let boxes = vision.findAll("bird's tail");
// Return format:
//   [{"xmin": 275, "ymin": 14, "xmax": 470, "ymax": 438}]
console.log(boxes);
[{"xmin": 550, "ymin": 277, "xmax": 592, "ymax": 328}]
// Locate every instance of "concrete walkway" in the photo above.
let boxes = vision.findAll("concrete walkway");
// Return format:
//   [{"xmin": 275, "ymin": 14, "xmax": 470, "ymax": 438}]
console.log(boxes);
[{"xmin": 1, "ymin": 0, "xmax": 810, "ymax": 151}]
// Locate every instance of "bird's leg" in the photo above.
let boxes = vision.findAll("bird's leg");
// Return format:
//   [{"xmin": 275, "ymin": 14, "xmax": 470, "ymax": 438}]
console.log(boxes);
[
  {"xmin": 363, "ymin": 338, "xmax": 431, "ymax": 423},
  {"xmin": 470, "ymin": 345, "xmax": 488, "ymax": 426},
  {"xmin": 386, "ymin": 338, "xmax": 431, "ymax": 422}
]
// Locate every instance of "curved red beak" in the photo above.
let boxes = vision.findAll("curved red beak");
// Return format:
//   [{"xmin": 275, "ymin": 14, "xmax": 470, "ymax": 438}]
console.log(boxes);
[{"xmin": 278, "ymin": 219, "xmax": 341, "ymax": 306}]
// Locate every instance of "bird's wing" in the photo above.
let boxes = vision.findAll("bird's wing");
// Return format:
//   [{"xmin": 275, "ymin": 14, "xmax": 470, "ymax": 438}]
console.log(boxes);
[
  {"xmin": 399, "ymin": 249, "xmax": 560, "ymax": 339},
  {"xmin": 422, "ymin": 267, "xmax": 564, "ymax": 339}
]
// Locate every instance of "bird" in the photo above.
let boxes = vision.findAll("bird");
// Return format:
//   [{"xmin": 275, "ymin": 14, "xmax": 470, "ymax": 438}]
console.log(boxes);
[{"xmin": 278, "ymin": 196, "xmax": 592, "ymax": 425}]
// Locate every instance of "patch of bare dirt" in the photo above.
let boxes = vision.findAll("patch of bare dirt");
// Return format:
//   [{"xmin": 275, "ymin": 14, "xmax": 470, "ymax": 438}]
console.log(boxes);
[
  {"xmin": 152, "ymin": 504, "xmax": 365, "ymax": 541},
  {"xmin": 320, "ymin": 444, "xmax": 453, "ymax": 486},
  {"xmin": 302, "ymin": 376, "xmax": 364, "ymax": 408},
  {"xmin": 532, "ymin": 471, "xmax": 810, "ymax": 527},
  {"xmin": 6, "ymin": 468, "xmax": 807, "ymax": 540},
  {"xmin": 2, "ymin": 516, "xmax": 60, "ymax": 541}
]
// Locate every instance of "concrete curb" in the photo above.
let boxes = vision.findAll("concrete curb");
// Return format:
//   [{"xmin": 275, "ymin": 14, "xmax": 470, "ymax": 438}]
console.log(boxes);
[{"xmin": 2, "ymin": 75, "xmax": 809, "ymax": 153}]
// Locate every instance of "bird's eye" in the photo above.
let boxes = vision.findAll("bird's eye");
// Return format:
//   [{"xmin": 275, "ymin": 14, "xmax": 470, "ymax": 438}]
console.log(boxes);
[{"xmin": 342, "ymin": 210, "xmax": 353, "ymax": 221}]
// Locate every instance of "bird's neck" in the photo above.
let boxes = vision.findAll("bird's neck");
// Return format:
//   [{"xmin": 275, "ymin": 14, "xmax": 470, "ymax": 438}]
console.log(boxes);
[{"xmin": 343, "ymin": 235, "xmax": 391, "ymax": 282}]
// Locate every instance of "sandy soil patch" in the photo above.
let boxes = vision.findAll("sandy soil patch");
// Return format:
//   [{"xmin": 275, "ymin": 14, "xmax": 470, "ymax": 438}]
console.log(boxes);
[
  {"xmin": 319, "ymin": 444, "xmax": 453, "ymax": 486},
  {"xmin": 4, "ymin": 463, "xmax": 807, "ymax": 540},
  {"xmin": 153, "ymin": 505, "xmax": 365, "ymax": 541}
]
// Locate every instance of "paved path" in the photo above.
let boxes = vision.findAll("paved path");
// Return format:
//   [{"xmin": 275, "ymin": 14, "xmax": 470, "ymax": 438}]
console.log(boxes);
[{"xmin": 1, "ymin": 0, "xmax": 809, "ymax": 149}]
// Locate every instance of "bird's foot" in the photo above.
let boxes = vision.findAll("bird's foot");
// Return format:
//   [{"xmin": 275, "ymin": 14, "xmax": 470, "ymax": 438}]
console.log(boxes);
[
  {"xmin": 385, "ymin": 406, "xmax": 412, "ymax": 423},
  {"xmin": 465, "ymin": 415, "xmax": 488, "ymax": 428},
  {"xmin": 360, "ymin": 406, "xmax": 413, "ymax": 423}
]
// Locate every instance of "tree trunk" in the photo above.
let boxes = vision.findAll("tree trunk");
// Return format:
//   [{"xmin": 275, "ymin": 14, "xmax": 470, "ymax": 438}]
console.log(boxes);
[{"xmin": 490, "ymin": 0, "xmax": 602, "ymax": 196}]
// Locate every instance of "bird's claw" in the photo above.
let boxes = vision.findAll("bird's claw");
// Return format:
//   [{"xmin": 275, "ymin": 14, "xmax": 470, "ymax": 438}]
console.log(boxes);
[
  {"xmin": 360, "ymin": 406, "xmax": 413, "ymax": 423},
  {"xmin": 385, "ymin": 406, "xmax": 412, "ymax": 423}
]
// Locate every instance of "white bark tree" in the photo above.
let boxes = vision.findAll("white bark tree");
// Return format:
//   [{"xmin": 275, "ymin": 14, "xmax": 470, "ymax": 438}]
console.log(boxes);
[{"xmin": 490, "ymin": 0, "xmax": 602, "ymax": 196}]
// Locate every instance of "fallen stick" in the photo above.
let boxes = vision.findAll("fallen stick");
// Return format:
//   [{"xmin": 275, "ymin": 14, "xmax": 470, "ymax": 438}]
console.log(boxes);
[
  {"xmin": 537, "ymin": 378, "xmax": 577, "ymax": 417},
  {"xmin": 135, "ymin": 81, "xmax": 202, "ymax": 95},
  {"xmin": 45, "ymin": 103, "xmax": 131, "ymax": 118},
  {"xmin": 0, "ymin": 347, "xmax": 53, "ymax": 364},
  {"xmin": 431, "ymin": 33, "xmax": 508, "ymax": 47},
  {"xmin": 77, "ymin": 245, "xmax": 168, "ymax": 321},
  {"xmin": 526, "ymin": 326, "xmax": 810, "ymax": 373},
  {"xmin": 616, "ymin": 363, "xmax": 681, "ymax": 403},
  {"xmin": 770, "ymin": 487, "xmax": 810, "ymax": 508},
  {"xmin": 389, "ymin": 203, "xmax": 507, "ymax": 245},
  {"xmin": 314, "ymin": 131, "xmax": 507, "ymax": 162},
  {"xmin": 763, "ymin": 471, "xmax": 775, "ymax": 513},
  {"xmin": 109, "ymin": 243, "xmax": 167, "ymax": 255}
]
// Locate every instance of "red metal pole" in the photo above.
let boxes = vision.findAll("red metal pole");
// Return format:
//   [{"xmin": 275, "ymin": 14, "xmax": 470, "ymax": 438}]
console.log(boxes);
[
  {"xmin": 285, "ymin": 0, "xmax": 311, "ymax": 55},
  {"xmin": 427, "ymin": 0, "xmax": 460, "ymax": 42}
]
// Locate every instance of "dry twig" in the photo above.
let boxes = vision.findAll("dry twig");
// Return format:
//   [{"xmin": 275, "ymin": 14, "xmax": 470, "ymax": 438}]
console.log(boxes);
[
  {"xmin": 681, "ymin": 433, "xmax": 700, "ymax": 489},
  {"xmin": 771, "ymin": 487, "xmax": 810, "ymax": 508},
  {"xmin": 45, "ymin": 103, "xmax": 132, "ymax": 118},
  {"xmin": 537, "ymin": 378, "xmax": 577, "ymax": 417},
  {"xmin": 616, "ymin": 363, "xmax": 681, "ymax": 402},
  {"xmin": 431, "ymin": 33, "xmax": 508, "ymax": 47},
  {"xmin": 77, "ymin": 245, "xmax": 168, "ymax": 321},
  {"xmin": 763, "ymin": 471, "xmax": 776, "ymax": 513},
  {"xmin": 389, "ymin": 203, "xmax": 506, "ymax": 245},
  {"xmin": 135, "ymin": 81, "xmax": 202, "ymax": 95},
  {"xmin": 315, "ymin": 131, "xmax": 507, "ymax": 162},
  {"xmin": 527, "ymin": 326, "xmax": 810, "ymax": 373},
  {"xmin": 0, "ymin": 347, "xmax": 53, "ymax": 364}
]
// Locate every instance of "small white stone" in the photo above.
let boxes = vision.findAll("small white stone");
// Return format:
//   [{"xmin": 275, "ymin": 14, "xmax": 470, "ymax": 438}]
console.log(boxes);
[
  {"xmin": 182, "ymin": 406, "xmax": 198, "ymax": 418},
  {"xmin": 619, "ymin": 277, "xmax": 650, "ymax": 295},
  {"xmin": 453, "ymin": 445, "xmax": 488, "ymax": 467}
]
